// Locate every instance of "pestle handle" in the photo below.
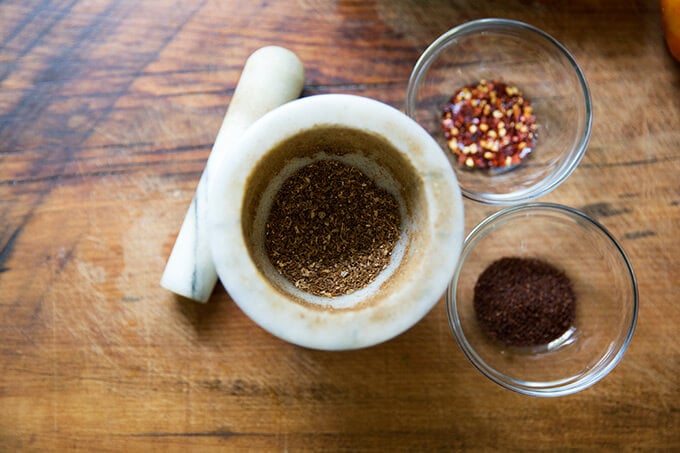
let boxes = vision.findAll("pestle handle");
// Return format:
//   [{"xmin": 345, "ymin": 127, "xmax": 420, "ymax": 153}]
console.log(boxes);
[{"xmin": 161, "ymin": 46, "xmax": 305, "ymax": 302}]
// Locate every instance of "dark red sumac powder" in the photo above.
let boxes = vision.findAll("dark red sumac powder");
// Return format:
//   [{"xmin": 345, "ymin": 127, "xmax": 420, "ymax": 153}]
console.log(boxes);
[{"xmin": 473, "ymin": 257, "xmax": 576, "ymax": 347}]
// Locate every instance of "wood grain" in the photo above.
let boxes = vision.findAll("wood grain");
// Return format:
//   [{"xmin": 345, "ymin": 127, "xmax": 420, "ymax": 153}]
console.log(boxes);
[{"xmin": 1, "ymin": 0, "xmax": 679, "ymax": 450}]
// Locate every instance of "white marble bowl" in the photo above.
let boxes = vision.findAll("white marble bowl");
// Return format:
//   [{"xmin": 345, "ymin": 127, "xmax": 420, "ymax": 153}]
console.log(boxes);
[{"xmin": 208, "ymin": 94, "xmax": 464, "ymax": 350}]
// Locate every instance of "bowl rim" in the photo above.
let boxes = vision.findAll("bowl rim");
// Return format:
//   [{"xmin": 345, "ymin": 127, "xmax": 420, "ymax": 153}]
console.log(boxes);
[
  {"xmin": 405, "ymin": 18, "xmax": 593, "ymax": 206},
  {"xmin": 446, "ymin": 202, "xmax": 639, "ymax": 397}
]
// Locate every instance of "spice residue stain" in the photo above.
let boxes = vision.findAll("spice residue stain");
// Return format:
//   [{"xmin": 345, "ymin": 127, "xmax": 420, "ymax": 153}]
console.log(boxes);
[
  {"xmin": 264, "ymin": 159, "xmax": 401, "ymax": 297},
  {"xmin": 473, "ymin": 256, "xmax": 576, "ymax": 347},
  {"xmin": 580, "ymin": 202, "xmax": 631, "ymax": 219}
]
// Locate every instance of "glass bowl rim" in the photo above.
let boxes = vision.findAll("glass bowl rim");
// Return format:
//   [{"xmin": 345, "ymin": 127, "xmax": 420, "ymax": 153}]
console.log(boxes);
[
  {"xmin": 446, "ymin": 202, "xmax": 639, "ymax": 397},
  {"xmin": 405, "ymin": 18, "xmax": 594, "ymax": 206}
]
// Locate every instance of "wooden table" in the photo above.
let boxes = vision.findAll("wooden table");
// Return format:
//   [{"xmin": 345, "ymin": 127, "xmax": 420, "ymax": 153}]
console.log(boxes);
[{"xmin": 1, "ymin": 1, "xmax": 678, "ymax": 450}]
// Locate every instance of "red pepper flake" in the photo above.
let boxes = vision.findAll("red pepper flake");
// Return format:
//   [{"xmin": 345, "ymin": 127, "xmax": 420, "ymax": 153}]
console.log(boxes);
[{"xmin": 441, "ymin": 80, "xmax": 537, "ymax": 172}]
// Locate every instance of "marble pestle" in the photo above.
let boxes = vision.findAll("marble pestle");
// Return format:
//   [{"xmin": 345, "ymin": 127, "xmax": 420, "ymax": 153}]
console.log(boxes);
[{"xmin": 161, "ymin": 46, "xmax": 305, "ymax": 302}]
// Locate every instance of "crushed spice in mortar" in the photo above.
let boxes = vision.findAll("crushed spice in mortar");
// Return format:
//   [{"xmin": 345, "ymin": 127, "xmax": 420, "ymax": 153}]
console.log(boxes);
[
  {"xmin": 473, "ymin": 256, "xmax": 576, "ymax": 347},
  {"xmin": 264, "ymin": 159, "xmax": 401, "ymax": 297}
]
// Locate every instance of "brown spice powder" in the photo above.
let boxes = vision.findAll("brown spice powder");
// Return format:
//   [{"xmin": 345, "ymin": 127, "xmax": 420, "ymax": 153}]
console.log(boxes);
[{"xmin": 264, "ymin": 159, "xmax": 401, "ymax": 297}]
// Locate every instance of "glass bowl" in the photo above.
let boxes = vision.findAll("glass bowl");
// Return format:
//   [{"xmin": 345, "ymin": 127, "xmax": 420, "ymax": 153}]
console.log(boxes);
[
  {"xmin": 405, "ymin": 19, "xmax": 592, "ymax": 205},
  {"xmin": 447, "ymin": 203, "xmax": 638, "ymax": 397}
]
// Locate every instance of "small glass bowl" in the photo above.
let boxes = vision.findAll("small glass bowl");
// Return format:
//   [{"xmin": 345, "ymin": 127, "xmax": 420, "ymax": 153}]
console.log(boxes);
[
  {"xmin": 447, "ymin": 203, "xmax": 638, "ymax": 397},
  {"xmin": 405, "ymin": 19, "xmax": 592, "ymax": 205}
]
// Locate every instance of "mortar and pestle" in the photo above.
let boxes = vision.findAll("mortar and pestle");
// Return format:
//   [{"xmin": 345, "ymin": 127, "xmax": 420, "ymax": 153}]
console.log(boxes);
[{"xmin": 161, "ymin": 46, "xmax": 464, "ymax": 350}]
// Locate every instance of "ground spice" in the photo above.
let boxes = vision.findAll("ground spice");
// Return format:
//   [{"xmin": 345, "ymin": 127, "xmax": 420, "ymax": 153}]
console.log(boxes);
[
  {"xmin": 441, "ymin": 79, "xmax": 537, "ymax": 171},
  {"xmin": 473, "ymin": 257, "xmax": 576, "ymax": 347},
  {"xmin": 264, "ymin": 159, "xmax": 401, "ymax": 297}
]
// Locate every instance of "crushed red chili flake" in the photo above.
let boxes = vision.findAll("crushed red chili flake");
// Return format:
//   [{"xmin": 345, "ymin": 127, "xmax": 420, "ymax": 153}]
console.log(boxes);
[{"xmin": 441, "ymin": 79, "xmax": 537, "ymax": 172}]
